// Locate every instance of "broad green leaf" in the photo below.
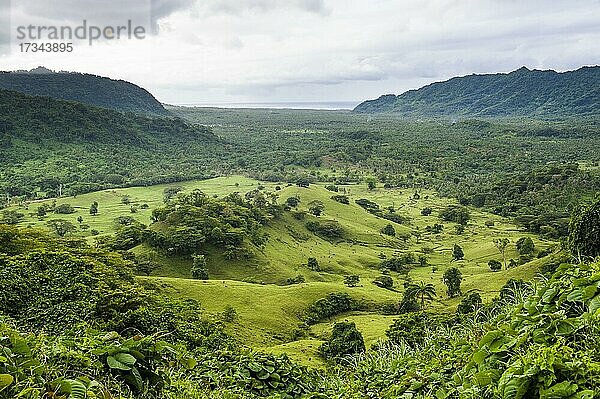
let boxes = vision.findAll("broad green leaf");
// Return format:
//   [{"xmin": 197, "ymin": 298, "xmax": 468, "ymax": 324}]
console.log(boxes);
[
  {"xmin": 566, "ymin": 289, "xmax": 583, "ymax": 302},
  {"xmin": 557, "ymin": 320, "xmax": 576, "ymax": 335},
  {"xmin": 472, "ymin": 349, "xmax": 487, "ymax": 365},
  {"xmin": 539, "ymin": 381, "xmax": 578, "ymax": 398},
  {"xmin": 248, "ymin": 362, "xmax": 261, "ymax": 372},
  {"xmin": 10, "ymin": 337, "xmax": 31, "ymax": 357},
  {"xmin": 480, "ymin": 330, "xmax": 503, "ymax": 347},
  {"xmin": 107, "ymin": 355, "xmax": 132, "ymax": 371},
  {"xmin": 113, "ymin": 352, "xmax": 136, "ymax": 367},
  {"xmin": 257, "ymin": 369, "xmax": 270, "ymax": 380},
  {"xmin": 542, "ymin": 287, "xmax": 559, "ymax": 304},
  {"xmin": 183, "ymin": 357, "xmax": 197, "ymax": 370},
  {"xmin": 0, "ymin": 374, "xmax": 14, "ymax": 390},
  {"xmin": 130, "ymin": 366, "xmax": 143, "ymax": 390},
  {"xmin": 499, "ymin": 374, "xmax": 530, "ymax": 399},
  {"xmin": 65, "ymin": 379, "xmax": 88, "ymax": 399},
  {"xmin": 588, "ymin": 294, "xmax": 600, "ymax": 314},
  {"xmin": 473, "ymin": 371, "xmax": 492, "ymax": 387},
  {"xmin": 582, "ymin": 285, "xmax": 597, "ymax": 300},
  {"xmin": 575, "ymin": 390, "xmax": 595, "ymax": 399}
]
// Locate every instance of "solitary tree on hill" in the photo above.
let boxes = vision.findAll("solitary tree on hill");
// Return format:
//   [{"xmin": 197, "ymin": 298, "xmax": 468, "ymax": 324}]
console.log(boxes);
[
  {"xmin": 46, "ymin": 219, "xmax": 76, "ymax": 237},
  {"xmin": 443, "ymin": 267, "xmax": 462, "ymax": 298},
  {"xmin": 307, "ymin": 257, "xmax": 320, "ymax": 271},
  {"xmin": 191, "ymin": 254, "xmax": 209, "ymax": 280},
  {"xmin": 488, "ymin": 259, "xmax": 502, "ymax": 272},
  {"xmin": 494, "ymin": 238, "xmax": 510, "ymax": 269},
  {"xmin": 90, "ymin": 201, "xmax": 99, "ymax": 216},
  {"xmin": 405, "ymin": 281, "xmax": 437, "ymax": 310},
  {"xmin": 344, "ymin": 275, "xmax": 360, "ymax": 287},
  {"xmin": 516, "ymin": 237, "xmax": 535, "ymax": 255},
  {"xmin": 452, "ymin": 244, "xmax": 464, "ymax": 261},
  {"xmin": 308, "ymin": 200, "xmax": 325, "ymax": 216}
]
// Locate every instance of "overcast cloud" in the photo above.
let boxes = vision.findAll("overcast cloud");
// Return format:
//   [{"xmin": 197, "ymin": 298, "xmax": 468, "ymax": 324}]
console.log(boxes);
[{"xmin": 1, "ymin": 0, "xmax": 599, "ymax": 104}]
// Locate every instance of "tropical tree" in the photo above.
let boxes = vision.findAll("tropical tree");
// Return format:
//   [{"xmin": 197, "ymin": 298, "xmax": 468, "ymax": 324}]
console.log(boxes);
[
  {"xmin": 191, "ymin": 254, "xmax": 209, "ymax": 280},
  {"xmin": 439, "ymin": 205, "xmax": 470, "ymax": 225},
  {"xmin": 405, "ymin": 281, "xmax": 437, "ymax": 309},
  {"xmin": 286, "ymin": 196, "xmax": 300, "ymax": 208},
  {"xmin": 515, "ymin": 237, "xmax": 535, "ymax": 255},
  {"xmin": 320, "ymin": 322, "xmax": 365, "ymax": 361},
  {"xmin": 568, "ymin": 198, "xmax": 600, "ymax": 259},
  {"xmin": 457, "ymin": 291, "xmax": 482, "ymax": 314},
  {"xmin": 89, "ymin": 201, "xmax": 99, "ymax": 216},
  {"xmin": 46, "ymin": 219, "xmax": 76, "ymax": 237},
  {"xmin": 494, "ymin": 238, "xmax": 510, "ymax": 269},
  {"xmin": 488, "ymin": 259, "xmax": 502, "ymax": 272},
  {"xmin": 372, "ymin": 275, "xmax": 393, "ymax": 289},
  {"xmin": 452, "ymin": 244, "xmax": 464, "ymax": 261},
  {"xmin": 443, "ymin": 267, "xmax": 462, "ymax": 297},
  {"xmin": 344, "ymin": 275, "xmax": 360, "ymax": 287},
  {"xmin": 308, "ymin": 200, "xmax": 325, "ymax": 216},
  {"xmin": 367, "ymin": 179, "xmax": 376, "ymax": 190},
  {"xmin": 1, "ymin": 210, "xmax": 24, "ymax": 224},
  {"xmin": 381, "ymin": 224, "xmax": 396, "ymax": 236},
  {"xmin": 307, "ymin": 257, "xmax": 320, "ymax": 271}
]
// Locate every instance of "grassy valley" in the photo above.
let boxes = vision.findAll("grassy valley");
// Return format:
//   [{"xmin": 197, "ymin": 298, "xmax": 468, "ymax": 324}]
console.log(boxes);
[
  {"xmin": 5, "ymin": 175, "xmax": 556, "ymax": 365},
  {"xmin": 0, "ymin": 71, "xmax": 599, "ymax": 398}
]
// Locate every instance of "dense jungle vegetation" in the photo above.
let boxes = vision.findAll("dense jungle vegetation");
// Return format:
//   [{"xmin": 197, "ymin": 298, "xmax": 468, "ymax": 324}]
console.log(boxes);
[
  {"xmin": 354, "ymin": 66, "xmax": 600, "ymax": 117},
  {"xmin": 1, "ymin": 76, "xmax": 600, "ymax": 398},
  {"xmin": 171, "ymin": 107, "xmax": 600, "ymax": 238},
  {"xmin": 0, "ymin": 68, "xmax": 168, "ymax": 115},
  {"xmin": 0, "ymin": 89, "xmax": 222, "ymax": 199},
  {"xmin": 2, "ymin": 89, "xmax": 598, "ymax": 241}
]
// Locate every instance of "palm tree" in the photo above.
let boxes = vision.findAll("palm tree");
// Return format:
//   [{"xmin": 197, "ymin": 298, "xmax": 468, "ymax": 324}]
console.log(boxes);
[{"xmin": 405, "ymin": 282, "xmax": 437, "ymax": 310}]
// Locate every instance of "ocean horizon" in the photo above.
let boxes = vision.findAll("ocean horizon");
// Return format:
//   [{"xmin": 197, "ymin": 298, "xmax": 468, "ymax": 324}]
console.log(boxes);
[{"xmin": 173, "ymin": 101, "xmax": 360, "ymax": 110}]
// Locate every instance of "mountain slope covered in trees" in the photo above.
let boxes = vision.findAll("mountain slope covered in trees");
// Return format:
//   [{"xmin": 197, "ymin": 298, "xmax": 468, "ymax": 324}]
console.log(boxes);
[
  {"xmin": 354, "ymin": 66, "xmax": 600, "ymax": 118},
  {"xmin": 0, "ymin": 67, "xmax": 169, "ymax": 115},
  {"xmin": 0, "ymin": 89, "xmax": 222, "ymax": 198}
]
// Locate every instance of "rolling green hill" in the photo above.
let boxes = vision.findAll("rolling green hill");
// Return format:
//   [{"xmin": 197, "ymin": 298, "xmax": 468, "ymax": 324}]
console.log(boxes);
[
  {"xmin": 354, "ymin": 66, "xmax": 600, "ymax": 118},
  {"xmin": 4, "ymin": 175, "xmax": 555, "ymax": 363},
  {"xmin": 0, "ymin": 67, "xmax": 168, "ymax": 115}
]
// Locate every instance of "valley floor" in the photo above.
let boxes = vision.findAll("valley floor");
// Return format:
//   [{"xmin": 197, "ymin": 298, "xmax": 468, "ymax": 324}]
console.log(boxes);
[{"xmin": 6, "ymin": 175, "xmax": 554, "ymax": 365}]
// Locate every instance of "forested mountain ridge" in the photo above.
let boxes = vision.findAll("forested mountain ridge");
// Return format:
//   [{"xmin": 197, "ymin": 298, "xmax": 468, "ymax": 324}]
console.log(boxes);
[
  {"xmin": 0, "ymin": 67, "xmax": 169, "ymax": 116},
  {"xmin": 0, "ymin": 89, "xmax": 222, "ymax": 198},
  {"xmin": 354, "ymin": 66, "xmax": 600, "ymax": 118}
]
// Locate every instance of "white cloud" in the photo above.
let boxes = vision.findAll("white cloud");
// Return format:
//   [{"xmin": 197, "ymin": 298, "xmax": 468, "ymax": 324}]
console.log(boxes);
[{"xmin": 1, "ymin": 0, "xmax": 599, "ymax": 103}]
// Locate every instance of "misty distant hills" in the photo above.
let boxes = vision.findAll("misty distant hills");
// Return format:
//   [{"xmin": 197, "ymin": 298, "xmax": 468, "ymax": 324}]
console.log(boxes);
[
  {"xmin": 354, "ymin": 66, "xmax": 600, "ymax": 118},
  {"xmin": 0, "ymin": 67, "xmax": 168, "ymax": 116}
]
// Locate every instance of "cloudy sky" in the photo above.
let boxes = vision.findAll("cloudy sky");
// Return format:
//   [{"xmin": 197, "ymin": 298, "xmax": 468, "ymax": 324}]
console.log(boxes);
[{"xmin": 1, "ymin": 0, "xmax": 599, "ymax": 104}]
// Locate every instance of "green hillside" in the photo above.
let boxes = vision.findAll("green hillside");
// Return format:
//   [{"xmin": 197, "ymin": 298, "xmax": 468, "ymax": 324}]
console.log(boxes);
[
  {"xmin": 5, "ymin": 175, "xmax": 555, "ymax": 364},
  {"xmin": 354, "ymin": 66, "xmax": 600, "ymax": 118},
  {"xmin": 0, "ymin": 76, "xmax": 598, "ymax": 398},
  {"xmin": 0, "ymin": 89, "xmax": 223, "ymax": 198},
  {"xmin": 1, "ymin": 176, "xmax": 597, "ymax": 399},
  {"xmin": 0, "ymin": 67, "xmax": 168, "ymax": 115}
]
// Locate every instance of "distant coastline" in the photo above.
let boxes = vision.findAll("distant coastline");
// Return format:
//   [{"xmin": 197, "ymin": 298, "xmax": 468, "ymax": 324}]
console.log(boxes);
[{"xmin": 174, "ymin": 101, "xmax": 360, "ymax": 110}]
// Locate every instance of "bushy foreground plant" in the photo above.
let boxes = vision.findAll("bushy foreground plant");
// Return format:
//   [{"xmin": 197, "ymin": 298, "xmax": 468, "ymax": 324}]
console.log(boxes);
[
  {"xmin": 320, "ymin": 322, "xmax": 365, "ymax": 362},
  {"xmin": 322, "ymin": 260, "xmax": 600, "ymax": 398}
]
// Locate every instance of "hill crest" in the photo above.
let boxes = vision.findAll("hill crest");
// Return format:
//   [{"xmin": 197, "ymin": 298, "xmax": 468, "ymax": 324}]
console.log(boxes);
[
  {"xmin": 354, "ymin": 66, "xmax": 600, "ymax": 118},
  {"xmin": 0, "ymin": 67, "xmax": 168, "ymax": 116}
]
